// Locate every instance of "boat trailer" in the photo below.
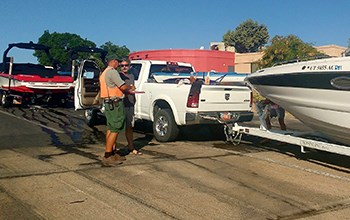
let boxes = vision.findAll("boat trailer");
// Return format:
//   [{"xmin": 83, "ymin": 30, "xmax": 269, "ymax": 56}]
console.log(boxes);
[
  {"xmin": 225, "ymin": 123, "xmax": 350, "ymax": 157},
  {"xmin": 202, "ymin": 115, "xmax": 350, "ymax": 157}
]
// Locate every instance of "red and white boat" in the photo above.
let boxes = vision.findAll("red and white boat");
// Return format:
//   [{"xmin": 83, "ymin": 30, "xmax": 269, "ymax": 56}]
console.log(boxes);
[{"xmin": 0, "ymin": 42, "xmax": 74, "ymax": 106}]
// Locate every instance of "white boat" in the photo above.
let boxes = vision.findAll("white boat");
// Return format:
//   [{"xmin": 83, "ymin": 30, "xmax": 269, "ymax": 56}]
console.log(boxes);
[
  {"xmin": 245, "ymin": 56, "xmax": 350, "ymax": 146},
  {"xmin": 152, "ymin": 71, "xmax": 248, "ymax": 85}
]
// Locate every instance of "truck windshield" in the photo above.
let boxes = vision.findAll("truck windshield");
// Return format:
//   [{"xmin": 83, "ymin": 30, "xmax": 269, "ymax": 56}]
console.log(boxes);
[
  {"xmin": 130, "ymin": 64, "xmax": 142, "ymax": 80},
  {"xmin": 150, "ymin": 64, "xmax": 193, "ymax": 74}
]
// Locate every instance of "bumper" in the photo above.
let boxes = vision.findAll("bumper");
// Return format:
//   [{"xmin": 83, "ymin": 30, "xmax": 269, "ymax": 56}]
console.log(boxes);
[{"xmin": 185, "ymin": 111, "xmax": 254, "ymax": 125}]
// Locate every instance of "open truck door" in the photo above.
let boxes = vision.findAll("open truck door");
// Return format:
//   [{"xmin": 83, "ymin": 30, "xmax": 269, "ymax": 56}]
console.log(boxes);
[
  {"xmin": 74, "ymin": 59, "xmax": 102, "ymax": 110},
  {"xmin": 69, "ymin": 46, "xmax": 107, "ymax": 110}
]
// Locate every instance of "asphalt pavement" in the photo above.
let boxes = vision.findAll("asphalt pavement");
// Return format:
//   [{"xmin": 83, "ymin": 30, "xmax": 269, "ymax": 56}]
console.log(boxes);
[{"xmin": 0, "ymin": 107, "xmax": 349, "ymax": 219}]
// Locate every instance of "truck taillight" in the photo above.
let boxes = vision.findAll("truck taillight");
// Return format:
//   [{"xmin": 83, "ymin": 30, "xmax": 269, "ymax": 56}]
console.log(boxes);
[
  {"xmin": 187, "ymin": 91, "xmax": 199, "ymax": 108},
  {"xmin": 250, "ymin": 91, "xmax": 253, "ymax": 108}
]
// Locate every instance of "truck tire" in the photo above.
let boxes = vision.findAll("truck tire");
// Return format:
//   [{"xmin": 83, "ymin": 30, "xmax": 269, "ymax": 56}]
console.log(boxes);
[
  {"xmin": 153, "ymin": 108, "xmax": 179, "ymax": 142},
  {"xmin": 0, "ymin": 93, "xmax": 12, "ymax": 108}
]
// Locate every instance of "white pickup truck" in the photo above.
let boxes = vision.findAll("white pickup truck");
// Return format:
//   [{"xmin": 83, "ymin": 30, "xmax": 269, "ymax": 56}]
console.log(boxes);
[{"xmin": 75, "ymin": 59, "xmax": 253, "ymax": 142}]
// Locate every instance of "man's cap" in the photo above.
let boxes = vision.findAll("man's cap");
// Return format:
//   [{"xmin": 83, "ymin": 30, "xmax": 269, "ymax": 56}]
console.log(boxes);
[{"xmin": 106, "ymin": 54, "xmax": 121, "ymax": 62}]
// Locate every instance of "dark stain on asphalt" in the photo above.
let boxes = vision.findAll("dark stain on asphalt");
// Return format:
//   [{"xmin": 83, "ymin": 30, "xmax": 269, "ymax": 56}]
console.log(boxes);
[
  {"xmin": 0, "ymin": 106, "xmax": 106, "ymax": 165},
  {"xmin": 1, "ymin": 105, "xmax": 349, "ymax": 173}
]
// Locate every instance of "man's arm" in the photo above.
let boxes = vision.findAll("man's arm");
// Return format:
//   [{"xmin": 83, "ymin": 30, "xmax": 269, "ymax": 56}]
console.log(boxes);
[
  {"xmin": 108, "ymin": 70, "xmax": 131, "ymax": 93},
  {"xmin": 120, "ymin": 84, "xmax": 131, "ymax": 93}
]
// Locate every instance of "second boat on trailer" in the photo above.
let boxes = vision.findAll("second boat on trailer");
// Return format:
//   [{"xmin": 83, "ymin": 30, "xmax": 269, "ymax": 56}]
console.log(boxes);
[{"xmin": 0, "ymin": 42, "xmax": 74, "ymax": 107}]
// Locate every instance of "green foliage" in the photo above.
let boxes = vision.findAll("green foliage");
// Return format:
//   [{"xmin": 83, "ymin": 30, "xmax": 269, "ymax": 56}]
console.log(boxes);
[
  {"xmin": 100, "ymin": 41, "xmax": 130, "ymax": 61},
  {"xmin": 252, "ymin": 89, "xmax": 265, "ymax": 102},
  {"xmin": 34, "ymin": 31, "xmax": 131, "ymax": 70},
  {"xmin": 223, "ymin": 19, "xmax": 269, "ymax": 53},
  {"xmin": 34, "ymin": 30, "xmax": 96, "ymax": 66},
  {"xmin": 259, "ymin": 35, "xmax": 325, "ymax": 68}
]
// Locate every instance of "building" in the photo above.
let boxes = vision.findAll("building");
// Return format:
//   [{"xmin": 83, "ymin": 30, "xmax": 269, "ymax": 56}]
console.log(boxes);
[
  {"xmin": 234, "ymin": 52, "xmax": 262, "ymax": 74},
  {"xmin": 209, "ymin": 42, "xmax": 235, "ymax": 52},
  {"xmin": 314, "ymin": 45, "xmax": 348, "ymax": 57},
  {"xmin": 129, "ymin": 49, "xmax": 235, "ymax": 72},
  {"xmin": 129, "ymin": 44, "xmax": 348, "ymax": 73}
]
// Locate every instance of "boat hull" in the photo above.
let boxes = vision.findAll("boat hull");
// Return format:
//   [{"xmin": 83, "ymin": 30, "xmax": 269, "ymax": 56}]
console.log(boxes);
[
  {"xmin": 0, "ymin": 74, "xmax": 74, "ymax": 105},
  {"xmin": 0, "ymin": 74, "xmax": 73, "ymax": 93},
  {"xmin": 246, "ymin": 56, "xmax": 350, "ymax": 146},
  {"xmin": 252, "ymin": 84, "xmax": 350, "ymax": 145}
]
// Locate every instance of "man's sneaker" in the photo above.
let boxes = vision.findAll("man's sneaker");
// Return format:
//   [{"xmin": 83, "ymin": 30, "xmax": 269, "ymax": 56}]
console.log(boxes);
[
  {"xmin": 101, "ymin": 156, "xmax": 123, "ymax": 166},
  {"xmin": 114, "ymin": 154, "xmax": 126, "ymax": 161}
]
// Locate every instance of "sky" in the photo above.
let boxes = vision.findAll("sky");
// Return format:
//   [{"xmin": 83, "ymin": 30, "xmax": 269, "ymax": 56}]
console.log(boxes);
[{"xmin": 1, "ymin": 0, "xmax": 350, "ymax": 63}]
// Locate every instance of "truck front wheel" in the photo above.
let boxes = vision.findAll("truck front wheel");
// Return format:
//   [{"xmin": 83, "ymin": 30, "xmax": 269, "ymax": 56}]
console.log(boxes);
[
  {"xmin": 153, "ymin": 109, "xmax": 179, "ymax": 142},
  {"xmin": 85, "ymin": 109, "xmax": 98, "ymax": 127}
]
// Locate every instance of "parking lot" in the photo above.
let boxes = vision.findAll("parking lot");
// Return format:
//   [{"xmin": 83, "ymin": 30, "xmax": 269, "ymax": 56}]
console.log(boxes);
[{"xmin": 0, "ymin": 106, "xmax": 349, "ymax": 219}]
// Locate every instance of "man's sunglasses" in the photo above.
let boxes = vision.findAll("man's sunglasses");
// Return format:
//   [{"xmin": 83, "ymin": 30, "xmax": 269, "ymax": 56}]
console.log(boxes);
[{"xmin": 120, "ymin": 64, "xmax": 129, "ymax": 67}]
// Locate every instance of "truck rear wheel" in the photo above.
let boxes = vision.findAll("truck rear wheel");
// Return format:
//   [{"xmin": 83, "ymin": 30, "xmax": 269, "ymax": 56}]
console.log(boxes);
[{"xmin": 153, "ymin": 109, "xmax": 179, "ymax": 142}]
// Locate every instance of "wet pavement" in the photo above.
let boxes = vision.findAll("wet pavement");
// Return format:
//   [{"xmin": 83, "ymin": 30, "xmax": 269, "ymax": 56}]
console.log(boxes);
[{"xmin": 0, "ymin": 106, "xmax": 349, "ymax": 219}]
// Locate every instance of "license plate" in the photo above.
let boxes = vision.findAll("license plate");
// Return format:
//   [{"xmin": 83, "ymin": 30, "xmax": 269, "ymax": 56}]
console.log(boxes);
[{"xmin": 220, "ymin": 112, "xmax": 232, "ymax": 120}]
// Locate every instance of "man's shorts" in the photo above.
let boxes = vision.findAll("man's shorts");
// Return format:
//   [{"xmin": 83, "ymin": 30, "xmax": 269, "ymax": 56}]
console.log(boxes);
[
  {"xmin": 103, "ymin": 101, "xmax": 126, "ymax": 132},
  {"xmin": 124, "ymin": 106, "xmax": 135, "ymax": 128},
  {"xmin": 270, "ymin": 107, "xmax": 285, "ymax": 119}
]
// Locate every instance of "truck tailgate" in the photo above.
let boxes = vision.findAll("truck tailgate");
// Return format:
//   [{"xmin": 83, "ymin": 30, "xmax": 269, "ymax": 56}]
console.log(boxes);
[{"xmin": 198, "ymin": 85, "xmax": 251, "ymax": 111}]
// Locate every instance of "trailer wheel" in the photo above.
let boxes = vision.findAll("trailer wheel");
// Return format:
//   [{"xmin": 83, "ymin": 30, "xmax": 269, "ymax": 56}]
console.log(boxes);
[
  {"xmin": 0, "ymin": 93, "xmax": 12, "ymax": 108},
  {"xmin": 56, "ymin": 97, "xmax": 69, "ymax": 108},
  {"xmin": 153, "ymin": 109, "xmax": 179, "ymax": 142}
]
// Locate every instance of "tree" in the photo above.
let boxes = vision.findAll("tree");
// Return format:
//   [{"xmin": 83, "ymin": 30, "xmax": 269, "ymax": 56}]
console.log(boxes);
[
  {"xmin": 100, "ymin": 41, "xmax": 130, "ymax": 60},
  {"xmin": 223, "ymin": 19, "xmax": 269, "ymax": 53},
  {"xmin": 258, "ymin": 35, "xmax": 325, "ymax": 68},
  {"xmin": 346, "ymin": 38, "xmax": 350, "ymax": 56},
  {"xmin": 34, "ymin": 30, "xmax": 96, "ymax": 66}
]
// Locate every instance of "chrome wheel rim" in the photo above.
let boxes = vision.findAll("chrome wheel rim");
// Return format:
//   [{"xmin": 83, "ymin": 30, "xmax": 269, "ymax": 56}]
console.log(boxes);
[
  {"xmin": 85, "ymin": 110, "xmax": 92, "ymax": 121},
  {"xmin": 1, "ymin": 94, "xmax": 6, "ymax": 105},
  {"xmin": 155, "ymin": 116, "xmax": 168, "ymax": 137}
]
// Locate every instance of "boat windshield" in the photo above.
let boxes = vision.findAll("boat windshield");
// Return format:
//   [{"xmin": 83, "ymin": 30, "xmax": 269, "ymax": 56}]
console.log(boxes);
[{"xmin": 1, "ymin": 63, "xmax": 59, "ymax": 78}]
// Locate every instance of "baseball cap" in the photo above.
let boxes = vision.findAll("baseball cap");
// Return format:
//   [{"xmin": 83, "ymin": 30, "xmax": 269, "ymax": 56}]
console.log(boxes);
[{"xmin": 106, "ymin": 54, "xmax": 121, "ymax": 62}]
